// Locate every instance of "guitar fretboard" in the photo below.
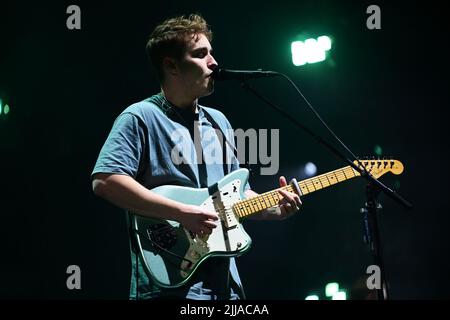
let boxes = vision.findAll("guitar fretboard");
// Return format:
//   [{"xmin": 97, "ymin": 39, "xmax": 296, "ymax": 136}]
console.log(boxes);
[{"xmin": 233, "ymin": 165, "xmax": 359, "ymax": 218}]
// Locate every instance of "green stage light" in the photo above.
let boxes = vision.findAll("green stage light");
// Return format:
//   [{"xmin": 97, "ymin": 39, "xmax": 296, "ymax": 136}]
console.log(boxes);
[
  {"xmin": 291, "ymin": 35, "xmax": 332, "ymax": 66},
  {"xmin": 332, "ymin": 291, "xmax": 347, "ymax": 300},
  {"xmin": 4, "ymin": 104, "xmax": 10, "ymax": 115},
  {"xmin": 318, "ymin": 36, "xmax": 332, "ymax": 51},
  {"xmin": 325, "ymin": 282, "xmax": 339, "ymax": 297},
  {"xmin": 374, "ymin": 145, "xmax": 383, "ymax": 156},
  {"xmin": 304, "ymin": 38, "xmax": 325, "ymax": 63},
  {"xmin": 0, "ymin": 98, "xmax": 3, "ymax": 114},
  {"xmin": 291, "ymin": 41, "xmax": 307, "ymax": 66},
  {"xmin": 305, "ymin": 294, "xmax": 319, "ymax": 300}
]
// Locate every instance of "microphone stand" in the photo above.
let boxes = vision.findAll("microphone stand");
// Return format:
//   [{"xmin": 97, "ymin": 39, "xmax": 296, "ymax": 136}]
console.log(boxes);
[
  {"xmin": 361, "ymin": 181, "xmax": 388, "ymax": 300},
  {"xmin": 239, "ymin": 80, "xmax": 412, "ymax": 300}
]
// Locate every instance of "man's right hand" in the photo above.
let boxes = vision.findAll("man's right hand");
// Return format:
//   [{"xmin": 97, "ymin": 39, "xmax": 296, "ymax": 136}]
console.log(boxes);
[
  {"xmin": 92, "ymin": 173, "xmax": 219, "ymax": 236},
  {"xmin": 178, "ymin": 204, "xmax": 219, "ymax": 236}
]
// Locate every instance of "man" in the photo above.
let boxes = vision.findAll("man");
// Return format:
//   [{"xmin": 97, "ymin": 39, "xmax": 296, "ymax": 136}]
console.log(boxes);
[{"xmin": 91, "ymin": 14, "xmax": 302, "ymax": 300}]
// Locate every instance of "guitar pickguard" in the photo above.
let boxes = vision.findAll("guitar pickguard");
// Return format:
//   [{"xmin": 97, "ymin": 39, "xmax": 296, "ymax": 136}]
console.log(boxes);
[{"xmin": 180, "ymin": 178, "xmax": 250, "ymax": 277}]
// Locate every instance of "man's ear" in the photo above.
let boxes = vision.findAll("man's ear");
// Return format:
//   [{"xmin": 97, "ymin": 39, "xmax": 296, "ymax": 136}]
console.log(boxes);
[{"xmin": 162, "ymin": 57, "xmax": 178, "ymax": 76}]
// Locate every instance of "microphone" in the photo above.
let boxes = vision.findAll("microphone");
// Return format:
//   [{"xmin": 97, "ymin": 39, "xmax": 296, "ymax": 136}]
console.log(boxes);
[{"xmin": 211, "ymin": 68, "xmax": 278, "ymax": 81}]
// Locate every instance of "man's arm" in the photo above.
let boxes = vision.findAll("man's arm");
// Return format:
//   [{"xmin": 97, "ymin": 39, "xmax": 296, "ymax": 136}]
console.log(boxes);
[
  {"xmin": 244, "ymin": 176, "xmax": 302, "ymax": 221},
  {"xmin": 92, "ymin": 173, "xmax": 218, "ymax": 234}
]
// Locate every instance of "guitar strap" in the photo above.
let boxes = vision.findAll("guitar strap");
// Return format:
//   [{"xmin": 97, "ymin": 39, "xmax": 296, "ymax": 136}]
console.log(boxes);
[
  {"xmin": 201, "ymin": 108, "xmax": 231, "ymax": 177},
  {"xmin": 201, "ymin": 109, "xmax": 248, "ymax": 300},
  {"xmin": 151, "ymin": 93, "xmax": 232, "ymax": 178}
]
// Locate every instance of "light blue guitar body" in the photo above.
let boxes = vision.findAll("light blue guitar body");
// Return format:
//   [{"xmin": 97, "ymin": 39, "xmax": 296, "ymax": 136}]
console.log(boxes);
[{"xmin": 130, "ymin": 169, "xmax": 252, "ymax": 288}]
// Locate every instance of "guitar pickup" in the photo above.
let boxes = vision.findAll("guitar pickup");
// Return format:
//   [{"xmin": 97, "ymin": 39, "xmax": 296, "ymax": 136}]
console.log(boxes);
[{"xmin": 223, "ymin": 210, "xmax": 239, "ymax": 229}]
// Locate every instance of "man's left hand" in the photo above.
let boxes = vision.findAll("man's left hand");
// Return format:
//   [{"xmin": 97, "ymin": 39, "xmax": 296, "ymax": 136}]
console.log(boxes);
[
  {"xmin": 244, "ymin": 176, "xmax": 302, "ymax": 221},
  {"xmin": 274, "ymin": 176, "xmax": 302, "ymax": 220}
]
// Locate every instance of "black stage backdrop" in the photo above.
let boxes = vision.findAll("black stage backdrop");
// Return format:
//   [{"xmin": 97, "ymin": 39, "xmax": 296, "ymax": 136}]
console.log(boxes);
[{"xmin": 1, "ymin": 0, "xmax": 449, "ymax": 300}]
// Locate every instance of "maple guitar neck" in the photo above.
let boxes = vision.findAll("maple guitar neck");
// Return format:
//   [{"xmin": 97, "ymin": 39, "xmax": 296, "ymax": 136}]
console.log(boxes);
[{"xmin": 233, "ymin": 159, "xmax": 404, "ymax": 218}]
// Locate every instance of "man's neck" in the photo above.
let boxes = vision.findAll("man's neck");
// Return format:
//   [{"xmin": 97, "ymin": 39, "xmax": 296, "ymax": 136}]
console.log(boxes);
[{"xmin": 161, "ymin": 87, "xmax": 198, "ymax": 113}]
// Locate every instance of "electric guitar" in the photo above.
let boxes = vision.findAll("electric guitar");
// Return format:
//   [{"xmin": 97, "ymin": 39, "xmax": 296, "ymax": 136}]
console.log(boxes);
[{"xmin": 130, "ymin": 158, "xmax": 404, "ymax": 288}]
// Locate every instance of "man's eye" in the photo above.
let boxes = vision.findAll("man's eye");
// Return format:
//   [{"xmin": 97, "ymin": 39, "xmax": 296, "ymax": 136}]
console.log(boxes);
[{"xmin": 193, "ymin": 50, "xmax": 208, "ymax": 58}]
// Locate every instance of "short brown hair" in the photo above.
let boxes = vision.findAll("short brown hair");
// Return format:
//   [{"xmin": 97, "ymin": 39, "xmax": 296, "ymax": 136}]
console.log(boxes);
[{"xmin": 146, "ymin": 14, "xmax": 213, "ymax": 82}]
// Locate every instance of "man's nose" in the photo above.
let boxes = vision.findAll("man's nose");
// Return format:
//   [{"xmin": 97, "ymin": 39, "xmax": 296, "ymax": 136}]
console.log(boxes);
[{"xmin": 208, "ymin": 55, "xmax": 218, "ymax": 70}]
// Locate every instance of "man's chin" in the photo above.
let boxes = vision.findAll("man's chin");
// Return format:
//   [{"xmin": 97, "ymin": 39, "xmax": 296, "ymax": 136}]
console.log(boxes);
[{"xmin": 200, "ymin": 86, "xmax": 214, "ymax": 98}]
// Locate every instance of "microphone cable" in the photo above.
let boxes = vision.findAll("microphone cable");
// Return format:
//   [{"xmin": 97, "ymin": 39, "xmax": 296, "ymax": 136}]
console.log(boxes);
[{"xmin": 275, "ymin": 72, "xmax": 366, "ymax": 170}]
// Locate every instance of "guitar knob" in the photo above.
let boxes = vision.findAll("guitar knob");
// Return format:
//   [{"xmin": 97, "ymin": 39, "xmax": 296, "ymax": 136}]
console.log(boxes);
[{"xmin": 190, "ymin": 251, "xmax": 200, "ymax": 259}]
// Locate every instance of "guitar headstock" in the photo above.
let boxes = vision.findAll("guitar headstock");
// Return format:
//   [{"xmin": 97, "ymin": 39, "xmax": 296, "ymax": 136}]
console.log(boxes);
[{"xmin": 353, "ymin": 157, "xmax": 404, "ymax": 179}]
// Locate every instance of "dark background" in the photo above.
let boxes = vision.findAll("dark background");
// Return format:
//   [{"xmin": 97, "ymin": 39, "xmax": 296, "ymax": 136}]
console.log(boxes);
[{"xmin": 1, "ymin": 0, "xmax": 449, "ymax": 299}]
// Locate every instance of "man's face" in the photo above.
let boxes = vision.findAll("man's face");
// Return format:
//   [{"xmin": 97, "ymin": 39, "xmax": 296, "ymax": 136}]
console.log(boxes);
[{"xmin": 176, "ymin": 33, "xmax": 218, "ymax": 99}]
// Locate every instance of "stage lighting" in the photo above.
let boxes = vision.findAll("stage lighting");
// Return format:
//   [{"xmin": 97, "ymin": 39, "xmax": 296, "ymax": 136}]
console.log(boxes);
[
  {"xmin": 304, "ymin": 38, "xmax": 326, "ymax": 63},
  {"xmin": 332, "ymin": 291, "xmax": 347, "ymax": 300},
  {"xmin": 304, "ymin": 162, "xmax": 317, "ymax": 176},
  {"xmin": 317, "ymin": 36, "xmax": 332, "ymax": 51},
  {"xmin": 291, "ymin": 41, "xmax": 308, "ymax": 66},
  {"xmin": 291, "ymin": 35, "xmax": 332, "ymax": 66},
  {"xmin": 325, "ymin": 282, "xmax": 339, "ymax": 297},
  {"xmin": 374, "ymin": 145, "xmax": 383, "ymax": 156}
]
